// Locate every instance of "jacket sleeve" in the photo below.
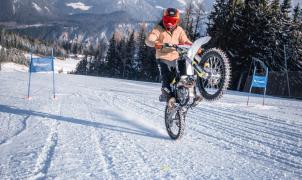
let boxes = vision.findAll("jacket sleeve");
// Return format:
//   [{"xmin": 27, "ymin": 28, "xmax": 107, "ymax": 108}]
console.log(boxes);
[
  {"xmin": 179, "ymin": 28, "xmax": 192, "ymax": 45},
  {"xmin": 145, "ymin": 26, "xmax": 160, "ymax": 47}
]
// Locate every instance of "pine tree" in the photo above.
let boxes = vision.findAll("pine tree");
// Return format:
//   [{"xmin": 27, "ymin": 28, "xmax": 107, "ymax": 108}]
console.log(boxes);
[
  {"xmin": 208, "ymin": 0, "xmax": 239, "ymax": 49},
  {"xmin": 289, "ymin": 4, "xmax": 302, "ymax": 70},
  {"xmin": 182, "ymin": 1, "xmax": 195, "ymax": 40},
  {"xmin": 280, "ymin": 0, "xmax": 295, "ymax": 72},
  {"xmin": 91, "ymin": 39, "xmax": 107, "ymax": 76},
  {"xmin": 105, "ymin": 33, "xmax": 120, "ymax": 77},
  {"xmin": 264, "ymin": 0, "xmax": 284, "ymax": 70},
  {"xmin": 124, "ymin": 31, "xmax": 136, "ymax": 79},
  {"xmin": 137, "ymin": 26, "xmax": 148, "ymax": 80},
  {"xmin": 293, "ymin": 4, "xmax": 302, "ymax": 23},
  {"xmin": 117, "ymin": 37, "xmax": 126, "ymax": 78},
  {"xmin": 281, "ymin": 0, "xmax": 292, "ymax": 15},
  {"xmin": 75, "ymin": 56, "xmax": 88, "ymax": 75},
  {"xmin": 86, "ymin": 56, "xmax": 94, "ymax": 75},
  {"xmin": 146, "ymin": 47, "xmax": 159, "ymax": 82},
  {"xmin": 193, "ymin": 2, "xmax": 206, "ymax": 40},
  {"xmin": 280, "ymin": 0, "xmax": 292, "ymax": 43},
  {"xmin": 137, "ymin": 25, "xmax": 159, "ymax": 82}
]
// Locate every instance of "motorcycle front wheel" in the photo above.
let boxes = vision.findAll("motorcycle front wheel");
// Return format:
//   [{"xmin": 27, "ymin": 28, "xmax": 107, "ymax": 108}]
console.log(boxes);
[
  {"xmin": 197, "ymin": 48, "xmax": 231, "ymax": 101},
  {"xmin": 165, "ymin": 106, "xmax": 186, "ymax": 140}
]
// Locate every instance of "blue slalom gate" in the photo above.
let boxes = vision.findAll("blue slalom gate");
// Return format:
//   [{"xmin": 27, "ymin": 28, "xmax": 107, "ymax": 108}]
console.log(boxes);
[
  {"xmin": 27, "ymin": 49, "xmax": 56, "ymax": 99},
  {"xmin": 247, "ymin": 58, "xmax": 269, "ymax": 106}
]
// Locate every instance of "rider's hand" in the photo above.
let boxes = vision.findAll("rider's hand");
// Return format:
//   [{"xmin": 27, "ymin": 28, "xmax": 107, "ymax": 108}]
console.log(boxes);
[
  {"xmin": 197, "ymin": 48, "xmax": 204, "ymax": 55},
  {"xmin": 155, "ymin": 42, "xmax": 163, "ymax": 49},
  {"xmin": 163, "ymin": 43, "xmax": 173, "ymax": 48}
]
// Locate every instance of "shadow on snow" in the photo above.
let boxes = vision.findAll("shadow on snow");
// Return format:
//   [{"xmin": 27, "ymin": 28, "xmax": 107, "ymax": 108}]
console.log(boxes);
[{"xmin": 0, "ymin": 104, "xmax": 169, "ymax": 142}]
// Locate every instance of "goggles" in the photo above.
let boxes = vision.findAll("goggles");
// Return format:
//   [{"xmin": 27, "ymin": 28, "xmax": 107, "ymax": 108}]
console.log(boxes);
[{"xmin": 163, "ymin": 16, "xmax": 179, "ymax": 27}]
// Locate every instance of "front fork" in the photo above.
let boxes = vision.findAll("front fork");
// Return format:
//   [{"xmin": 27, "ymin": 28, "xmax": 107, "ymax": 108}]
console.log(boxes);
[{"xmin": 184, "ymin": 55, "xmax": 211, "ymax": 79}]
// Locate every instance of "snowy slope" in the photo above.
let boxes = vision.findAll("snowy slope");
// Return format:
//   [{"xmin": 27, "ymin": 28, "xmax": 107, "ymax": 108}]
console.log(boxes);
[{"xmin": 0, "ymin": 72, "xmax": 301, "ymax": 179}]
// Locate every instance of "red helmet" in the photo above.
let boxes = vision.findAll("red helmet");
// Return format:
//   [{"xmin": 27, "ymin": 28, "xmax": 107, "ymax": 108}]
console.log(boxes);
[{"xmin": 163, "ymin": 8, "xmax": 180, "ymax": 31}]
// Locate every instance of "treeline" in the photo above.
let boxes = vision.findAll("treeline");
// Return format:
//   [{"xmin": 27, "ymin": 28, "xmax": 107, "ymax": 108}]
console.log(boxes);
[
  {"xmin": 207, "ymin": 0, "xmax": 302, "ymax": 88},
  {"xmin": 58, "ymin": 36, "xmax": 105, "ymax": 56},
  {"xmin": 75, "ymin": 25, "xmax": 159, "ymax": 82},
  {"xmin": 0, "ymin": 48, "xmax": 27, "ymax": 69},
  {"xmin": 0, "ymin": 26, "xmax": 67, "ymax": 57},
  {"xmin": 0, "ymin": 26, "xmax": 68, "ymax": 69}
]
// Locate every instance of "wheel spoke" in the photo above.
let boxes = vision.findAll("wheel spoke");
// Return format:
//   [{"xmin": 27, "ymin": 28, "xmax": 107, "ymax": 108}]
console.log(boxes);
[{"xmin": 200, "ymin": 54, "xmax": 225, "ymax": 95}]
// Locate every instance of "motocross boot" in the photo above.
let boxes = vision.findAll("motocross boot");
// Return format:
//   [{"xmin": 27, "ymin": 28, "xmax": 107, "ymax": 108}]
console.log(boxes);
[
  {"xmin": 192, "ymin": 86, "xmax": 203, "ymax": 107},
  {"xmin": 159, "ymin": 88, "xmax": 171, "ymax": 102}
]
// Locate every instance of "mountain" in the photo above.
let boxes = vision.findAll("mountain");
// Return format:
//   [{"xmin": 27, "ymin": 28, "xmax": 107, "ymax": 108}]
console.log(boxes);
[
  {"xmin": 0, "ymin": 0, "xmax": 215, "ymax": 23},
  {"xmin": 0, "ymin": 0, "xmax": 300, "ymax": 28},
  {"xmin": 0, "ymin": 0, "xmax": 207, "ymax": 22},
  {"xmin": 0, "ymin": 0, "xmax": 213, "ymax": 45}
]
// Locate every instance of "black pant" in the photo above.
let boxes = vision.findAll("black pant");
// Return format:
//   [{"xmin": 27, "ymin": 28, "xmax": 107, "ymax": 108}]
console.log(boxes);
[{"xmin": 158, "ymin": 59, "xmax": 186, "ymax": 91}]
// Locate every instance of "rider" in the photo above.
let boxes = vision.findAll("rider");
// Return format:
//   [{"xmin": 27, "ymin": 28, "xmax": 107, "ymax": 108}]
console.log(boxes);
[{"xmin": 145, "ymin": 8, "xmax": 202, "ymax": 104}]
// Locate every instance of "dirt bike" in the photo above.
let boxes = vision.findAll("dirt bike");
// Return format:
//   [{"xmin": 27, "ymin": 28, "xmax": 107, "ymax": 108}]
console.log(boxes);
[{"xmin": 162, "ymin": 36, "xmax": 231, "ymax": 140}]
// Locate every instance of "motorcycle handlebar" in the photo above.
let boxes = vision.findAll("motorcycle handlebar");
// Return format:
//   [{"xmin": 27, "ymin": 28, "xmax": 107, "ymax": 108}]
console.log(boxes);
[
  {"xmin": 156, "ymin": 43, "xmax": 192, "ymax": 53},
  {"xmin": 162, "ymin": 43, "xmax": 192, "ymax": 49},
  {"xmin": 163, "ymin": 43, "xmax": 177, "ymax": 48}
]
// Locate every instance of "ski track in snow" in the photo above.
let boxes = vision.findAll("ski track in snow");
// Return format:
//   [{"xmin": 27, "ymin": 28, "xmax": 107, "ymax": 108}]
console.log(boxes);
[
  {"xmin": 0, "ymin": 114, "xmax": 30, "ymax": 145},
  {"xmin": 0, "ymin": 72, "xmax": 302, "ymax": 179}
]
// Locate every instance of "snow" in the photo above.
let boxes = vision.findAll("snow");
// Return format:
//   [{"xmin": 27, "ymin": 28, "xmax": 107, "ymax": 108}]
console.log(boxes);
[
  {"xmin": 66, "ymin": 2, "xmax": 92, "ymax": 11},
  {"xmin": 0, "ymin": 62, "xmax": 28, "ymax": 72},
  {"xmin": 32, "ymin": 2, "xmax": 42, "ymax": 12},
  {"xmin": 0, "ymin": 72, "xmax": 301, "ymax": 179},
  {"xmin": 176, "ymin": 0, "xmax": 187, "ymax": 6},
  {"xmin": 155, "ymin": 5, "xmax": 165, "ymax": 10},
  {"xmin": 44, "ymin": 6, "xmax": 50, "ymax": 12},
  {"xmin": 54, "ymin": 57, "xmax": 80, "ymax": 74},
  {"xmin": 117, "ymin": 0, "xmax": 124, "ymax": 5}
]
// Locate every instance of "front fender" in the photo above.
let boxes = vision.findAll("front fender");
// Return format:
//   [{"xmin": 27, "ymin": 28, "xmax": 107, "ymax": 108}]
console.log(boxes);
[{"xmin": 187, "ymin": 36, "xmax": 211, "ymax": 61}]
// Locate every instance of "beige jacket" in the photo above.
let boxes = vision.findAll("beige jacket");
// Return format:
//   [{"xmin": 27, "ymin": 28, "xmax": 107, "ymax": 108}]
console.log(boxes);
[{"xmin": 145, "ymin": 25, "xmax": 192, "ymax": 61}]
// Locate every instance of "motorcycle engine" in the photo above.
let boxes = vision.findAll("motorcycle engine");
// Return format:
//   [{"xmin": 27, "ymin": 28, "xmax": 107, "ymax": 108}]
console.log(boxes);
[{"xmin": 176, "ymin": 87, "xmax": 189, "ymax": 106}]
